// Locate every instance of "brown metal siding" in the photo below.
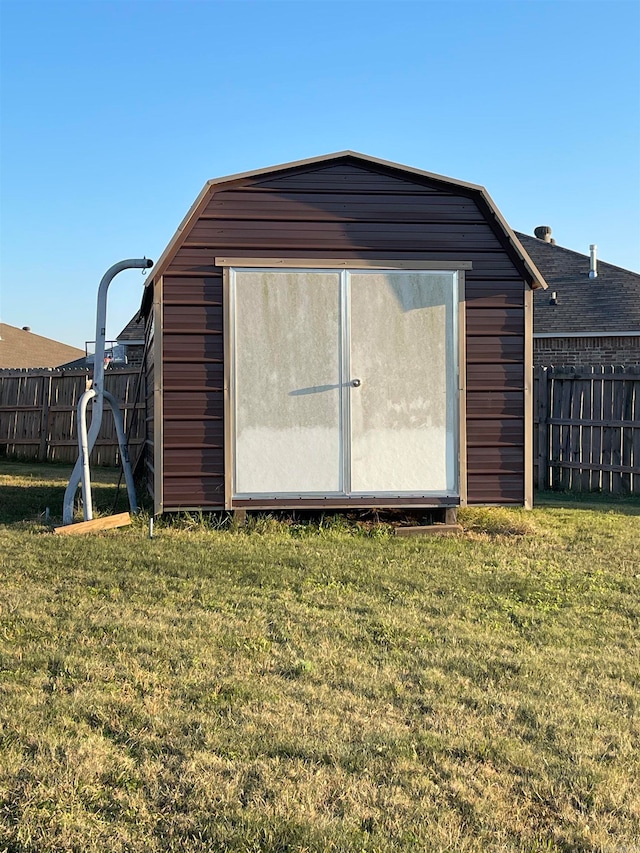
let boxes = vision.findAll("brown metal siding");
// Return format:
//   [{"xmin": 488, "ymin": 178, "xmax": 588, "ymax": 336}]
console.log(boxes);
[
  {"xmin": 161, "ymin": 273, "xmax": 225, "ymax": 508},
  {"xmin": 160, "ymin": 159, "xmax": 527, "ymax": 507}
]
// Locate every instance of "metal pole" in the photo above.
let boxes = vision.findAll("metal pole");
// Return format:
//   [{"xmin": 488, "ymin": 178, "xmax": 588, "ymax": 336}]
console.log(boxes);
[
  {"xmin": 63, "ymin": 258, "xmax": 153, "ymax": 524},
  {"xmin": 104, "ymin": 389, "xmax": 138, "ymax": 515}
]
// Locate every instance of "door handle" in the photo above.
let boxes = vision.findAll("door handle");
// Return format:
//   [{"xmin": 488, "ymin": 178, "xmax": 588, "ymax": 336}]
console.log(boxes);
[{"xmin": 351, "ymin": 378, "xmax": 362, "ymax": 387}]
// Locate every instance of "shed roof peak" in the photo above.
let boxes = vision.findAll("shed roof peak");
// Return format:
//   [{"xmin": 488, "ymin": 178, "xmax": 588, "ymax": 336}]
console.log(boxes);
[{"xmin": 145, "ymin": 152, "xmax": 546, "ymax": 291}]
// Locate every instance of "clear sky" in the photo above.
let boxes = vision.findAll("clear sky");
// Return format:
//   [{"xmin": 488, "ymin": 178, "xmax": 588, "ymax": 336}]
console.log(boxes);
[{"xmin": 1, "ymin": 0, "xmax": 639, "ymax": 349}]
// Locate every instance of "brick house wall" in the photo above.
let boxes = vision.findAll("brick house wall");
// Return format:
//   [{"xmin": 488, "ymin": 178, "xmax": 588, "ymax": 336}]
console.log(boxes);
[{"xmin": 534, "ymin": 336, "xmax": 640, "ymax": 366}]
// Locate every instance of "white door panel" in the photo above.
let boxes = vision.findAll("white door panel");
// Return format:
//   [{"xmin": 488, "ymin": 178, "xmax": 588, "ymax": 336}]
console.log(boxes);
[
  {"xmin": 349, "ymin": 272, "xmax": 458, "ymax": 494},
  {"xmin": 233, "ymin": 271, "xmax": 342, "ymax": 496},
  {"xmin": 232, "ymin": 268, "xmax": 459, "ymax": 498}
]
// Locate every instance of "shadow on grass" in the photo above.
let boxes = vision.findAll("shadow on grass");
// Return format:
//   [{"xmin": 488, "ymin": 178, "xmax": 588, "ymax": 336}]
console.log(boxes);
[
  {"xmin": 535, "ymin": 490, "xmax": 640, "ymax": 516},
  {"xmin": 0, "ymin": 459, "xmax": 136, "ymax": 525},
  {"xmin": 0, "ymin": 483, "xmax": 133, "ymax": 525}
]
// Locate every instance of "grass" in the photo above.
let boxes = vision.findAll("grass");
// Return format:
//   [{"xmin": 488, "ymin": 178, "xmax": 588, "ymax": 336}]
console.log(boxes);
[{"xmin": 0, "ymin": 460, "xmax": 639, "ymax": 852}]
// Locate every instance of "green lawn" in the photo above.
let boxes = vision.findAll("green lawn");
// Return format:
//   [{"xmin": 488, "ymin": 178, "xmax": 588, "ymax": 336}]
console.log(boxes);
[{"xmin": 0, "ymin": 461, "xmax": 638, "ymax": 852}]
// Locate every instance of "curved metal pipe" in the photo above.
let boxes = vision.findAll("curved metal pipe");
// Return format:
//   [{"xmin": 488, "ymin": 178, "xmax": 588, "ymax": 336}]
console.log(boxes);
[
  {"xmin": 77, "ymin": 387, "xmax": 97, "ymax": 521},
  {"xmin": 63, "ymin": 258, "xmax": 153, "ymax": 524}
]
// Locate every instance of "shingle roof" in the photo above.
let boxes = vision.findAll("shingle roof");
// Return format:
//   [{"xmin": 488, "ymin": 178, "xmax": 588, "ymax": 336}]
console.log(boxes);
[
  {"xmin": 116, "ymin": 315, "xmax": 145, "ymax": 342},
  {"xmin": 516, "ymin": 232, "xmax": 640, "ymax": 336},
  {"xmin": 0, "ymin": 324, "xmax": 85, "ymax": 369}
]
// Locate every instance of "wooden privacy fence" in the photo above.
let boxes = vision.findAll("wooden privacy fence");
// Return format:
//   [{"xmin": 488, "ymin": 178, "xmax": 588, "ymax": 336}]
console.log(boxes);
[
  {"xmin": 3, "ymin": 364, "xmax": 639, "ymax": 494},
  {"xmin": 534, "ymin": 365, "xmax": 640, "ymax": 494},
  {"xmin": 0, "ymin": 368, "xmax": 145, "ymax": 466}
]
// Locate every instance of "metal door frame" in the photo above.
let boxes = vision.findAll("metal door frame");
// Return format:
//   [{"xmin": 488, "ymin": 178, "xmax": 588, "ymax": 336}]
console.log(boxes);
[{"xmin": 223, "ymin": 261, "xmax": 469, "ymax": 507}]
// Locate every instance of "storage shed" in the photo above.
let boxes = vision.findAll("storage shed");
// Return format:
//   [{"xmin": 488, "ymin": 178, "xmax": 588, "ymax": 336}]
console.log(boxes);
[{"xmin": 140, "ymin": 152, "xmax": 546, "ymax": 515}]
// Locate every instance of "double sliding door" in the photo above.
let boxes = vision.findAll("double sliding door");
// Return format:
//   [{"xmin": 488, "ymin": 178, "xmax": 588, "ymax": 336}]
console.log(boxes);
[{"xmin": 230, "ymin": 267, "xmax": 461, "ymax": 500}]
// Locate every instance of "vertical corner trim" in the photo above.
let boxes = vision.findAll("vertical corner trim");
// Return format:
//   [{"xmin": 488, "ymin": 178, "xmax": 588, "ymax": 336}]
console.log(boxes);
[
  {"xmin": 153, "ymin": 276, "xmax": 164, "ymax": 516},
  {"xmin": 223, "ymin": 267, "xmax": 233, "ymax": 510},
  {"xmin": 524, "ymin": 286, "xmax": 534, "ymax": 509},
  {"xmin": 458, "ymin": 271, "xmax": 468, "ymax": 506}
]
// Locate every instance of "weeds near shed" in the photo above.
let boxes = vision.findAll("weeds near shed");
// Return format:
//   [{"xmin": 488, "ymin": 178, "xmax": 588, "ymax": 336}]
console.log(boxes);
[{"xmin": 459, "ymin": 505, "xmax": 538, "ymax": 537}]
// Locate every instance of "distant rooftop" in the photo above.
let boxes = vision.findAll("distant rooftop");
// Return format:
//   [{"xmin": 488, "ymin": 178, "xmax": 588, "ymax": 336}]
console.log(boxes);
[
  {"xmin": 0, "ymin": 323, "xmax": 85, "ymax": 369},
  {"xmin": 516, "ymin": 232, "xmax": 640, "ymax": 336}
]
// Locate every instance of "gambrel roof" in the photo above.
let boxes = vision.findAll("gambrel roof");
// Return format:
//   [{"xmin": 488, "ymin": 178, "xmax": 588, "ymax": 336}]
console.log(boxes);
[{"xmin": 144, "ymin": 151, "xmax": 547, "ymax": 292}]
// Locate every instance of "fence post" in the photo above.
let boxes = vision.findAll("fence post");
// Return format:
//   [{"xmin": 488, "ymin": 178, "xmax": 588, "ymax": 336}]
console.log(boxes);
[
  {"xmin": 39, "ymin": 373, "xmax": 52, "ymax": 461},
  {"xmin": 536, "ymin": 366, "xmax": 549, "ymax": 490}
]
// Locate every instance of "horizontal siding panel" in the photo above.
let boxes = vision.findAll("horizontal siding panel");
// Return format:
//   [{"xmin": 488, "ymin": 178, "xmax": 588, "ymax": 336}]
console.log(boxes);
[
  {"xmin": 465, "ymin": 280, "xmax": 524, "ymax": 307},
  {"xmin": 467, "ymin": 474, "xmax": 524, "ymax": 504},
  {"xmin": 466, "ymin": 391, "xmax": 523, "ymax": 417},
  {"xmin": 188, "ymin": 219, "xmax": 500, "ymax": 243},
  {"xmin": 163, "ymin": 332, "xmax": 223, "ymax": 362},
  {"xmin": 250, "ymin": 164, "xmax": 443, "ymax": 193},
  {"xmin": 163, "ymin": 276, "xmax": 223, "ymax": 304},
  {"xmin": 164, "ymin": 390, "xmax": 223, "ymax": 417},
  {"xmin": 164, "ymin": 447, "xmax": 224, "ymax": 475},
  {"xmin": 467, "ymin": 418, "xmax": 524, "ymax": 446},
  {"xmin": 466, "ymin": 307, "xmax": 524, "ymax": 336},
  {"xmin": 163, "ymin": 305, "xmax": 223, "ymax": 331},
  {"xmin": 206, "ymin": 191, "xmax": 485, "ymax": 222},
  {"xmin": 467, "ymin": 447, "xmax": 523, "ymax": 473},
  {"xmin": 467, "ymin": 336, "xmax": 524, "ymax": 363},
  {"xmin": 185, "ymin": 232, "xmax": 501, "ymax": 255},
  {"xmin": 164, "ymin": 418, "xmax": 224, "ymax": 446},
  {"xmin": 466, "ymin": 363, "xmax": 524, "ymax": 390},
  {"xmin": 163, "ymin": 477, "xmax": 225, "ymax": 508},
  {"xmin": 163, "ymin": 363, "xmax": 223, "ymax": 389}
]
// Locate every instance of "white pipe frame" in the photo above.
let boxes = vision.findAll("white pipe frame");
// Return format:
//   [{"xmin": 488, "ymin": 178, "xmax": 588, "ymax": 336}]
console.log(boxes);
[{"xmin": 63, "ymin": 258, "xmax": 153, "ymax": 525}]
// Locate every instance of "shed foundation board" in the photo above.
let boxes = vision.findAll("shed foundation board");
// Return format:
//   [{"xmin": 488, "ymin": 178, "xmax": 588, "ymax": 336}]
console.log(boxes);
[{"xmin": 395, "ymin": 523, "xmax": 463, "ymax": 536}]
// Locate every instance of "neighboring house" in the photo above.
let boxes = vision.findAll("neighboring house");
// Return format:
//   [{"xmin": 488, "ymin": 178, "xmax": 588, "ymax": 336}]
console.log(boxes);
[
  {"xmin": 0, "ymin": 323, "xmax": 85, "ymax": 369},
  {"xmin": 516, "ymin": 228, "xmax": 640, "ymax": 366},
  {"xmin": 115, "ymin": 316, "xmax": 145, "ymax": 367},
  {"xmin": 57, "ymin": 317, "xmax": 144, "ymax": 370}
]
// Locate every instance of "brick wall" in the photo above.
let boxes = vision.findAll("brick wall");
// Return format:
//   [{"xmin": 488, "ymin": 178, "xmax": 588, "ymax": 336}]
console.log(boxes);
[{"xmin": 534, "ymin": 336, "xmax": 640, "ymax": 366}]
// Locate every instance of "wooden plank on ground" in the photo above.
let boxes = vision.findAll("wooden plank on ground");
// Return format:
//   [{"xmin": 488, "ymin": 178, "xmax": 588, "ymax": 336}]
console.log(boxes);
[
  {"xmin": 395, "ymin": 524, "xmax": 463, "ymax": 537},
  {"xmin": 53, "ymin": 512, "xmax": 132, "ymax": 536}
]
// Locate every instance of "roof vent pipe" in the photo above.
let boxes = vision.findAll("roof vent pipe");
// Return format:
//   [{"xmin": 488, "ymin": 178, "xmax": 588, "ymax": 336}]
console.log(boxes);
[{"xmin": 589, "ymin": 244, "xmax": 598, "ymax": 279}]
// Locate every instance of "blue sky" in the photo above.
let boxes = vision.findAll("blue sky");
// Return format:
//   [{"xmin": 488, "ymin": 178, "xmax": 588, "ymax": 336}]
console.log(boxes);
[{"xmin": 1, "ymin": 0, "xmax": 639, "ymax": 348}]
